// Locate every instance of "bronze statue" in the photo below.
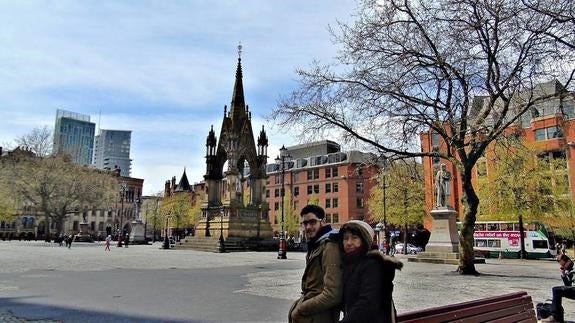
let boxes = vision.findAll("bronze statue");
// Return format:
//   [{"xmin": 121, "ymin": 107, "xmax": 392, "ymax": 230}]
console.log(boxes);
[{"xmin": 435, "ymin": 164, "xmax": 451, "ymax": 208}]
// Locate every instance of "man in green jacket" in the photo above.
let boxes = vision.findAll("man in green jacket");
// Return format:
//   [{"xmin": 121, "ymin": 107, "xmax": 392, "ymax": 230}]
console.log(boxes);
[{"xmin": 289, "ymin": 205, "xmax": 343, "ymax": 323}]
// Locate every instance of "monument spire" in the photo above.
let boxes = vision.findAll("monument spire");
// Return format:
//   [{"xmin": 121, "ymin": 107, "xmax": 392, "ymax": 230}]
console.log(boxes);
[{"xmin": 230, "ymin": 42, "xmax": 245, "ymax": 116}]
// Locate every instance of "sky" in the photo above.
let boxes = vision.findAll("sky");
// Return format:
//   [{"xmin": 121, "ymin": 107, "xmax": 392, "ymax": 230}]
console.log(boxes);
[{"xmin": 0, "ymin": 1, "xmax": 358, "ymax": 195}]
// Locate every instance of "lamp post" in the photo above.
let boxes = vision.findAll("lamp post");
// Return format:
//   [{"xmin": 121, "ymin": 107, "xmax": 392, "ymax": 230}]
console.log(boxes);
[
  {"xmin": 379, "ymin": 170, "xmax": 390, "ymax": 255},
  {"xmin": 117, "ymin": 182, "xmax": 127, "ymax": 247},
  {"xmin": 163, "ymin": 215, "xmax": 171, "ymax": 250},
  {"xmin": 275, "ymin": 145, "xmax": 291, "ymax": 260},
  {"xmin": 218, "ymin": 209, "xmax": 226, "ymax": 253}
]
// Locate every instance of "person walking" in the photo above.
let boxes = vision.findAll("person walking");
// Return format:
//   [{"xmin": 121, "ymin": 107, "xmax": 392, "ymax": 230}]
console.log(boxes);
[
  {"xmin": 104, "ymin": 235, "xmax": 111, "ymax": 251},
  {"xmin": 338, "ymin": 220, "xmax": 403, "ymax": 323},
  {"xmin": 543, "ymin": 254, "xmax": 574, "ymax": 322},
  {"xmin": 289, "ymin": 205, "xmax": 342, "ymax": 323},
  {"xmin": 66, "ymin": 235, "xmax": 73, "ymax": 249}
]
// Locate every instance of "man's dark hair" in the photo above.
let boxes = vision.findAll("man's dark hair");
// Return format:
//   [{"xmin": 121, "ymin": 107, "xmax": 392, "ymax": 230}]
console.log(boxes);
[
  {"xmin": 300, "ymin": 204, "xmax": 325, "ymax": 219},
  {"xmin": 559, "ymin": 254, "xmax": 571, "ymax": 262}
]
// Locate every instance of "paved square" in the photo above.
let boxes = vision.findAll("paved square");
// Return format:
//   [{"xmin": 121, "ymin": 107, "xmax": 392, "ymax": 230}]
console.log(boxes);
[{"xmin": 0, "ymin": 241, "xmax": 572, "ymax": 322}]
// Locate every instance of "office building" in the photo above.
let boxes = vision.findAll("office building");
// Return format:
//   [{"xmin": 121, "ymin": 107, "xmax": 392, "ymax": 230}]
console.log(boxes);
[
  {"xmin": 93, "ymin": 129, "xmax": 132, "ymax": 177},
  {"xmin": 53, "ymin": 109, "xmax": 95, "ymax": 166}
]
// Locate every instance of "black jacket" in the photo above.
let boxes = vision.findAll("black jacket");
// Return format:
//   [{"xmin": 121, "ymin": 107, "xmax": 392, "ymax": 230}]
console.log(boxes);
[
  {"xmin": 340, "ymin": 250, "xmax": 403, "ymax": 323},
  {"xmin": 562, "ymin": 261, "xmax": 574, "ymax": 287}
]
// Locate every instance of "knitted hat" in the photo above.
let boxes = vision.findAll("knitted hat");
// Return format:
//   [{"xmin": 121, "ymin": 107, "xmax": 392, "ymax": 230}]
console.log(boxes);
[{"xmin": 341, "ymin": 220, "xmax": 375, "ymax": 247}]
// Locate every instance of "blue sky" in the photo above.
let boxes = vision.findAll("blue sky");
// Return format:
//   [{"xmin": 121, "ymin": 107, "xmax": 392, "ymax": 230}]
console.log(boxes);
[{"xmin": 0, "ymin": 1, "xmax": 357, "ymax": 195}]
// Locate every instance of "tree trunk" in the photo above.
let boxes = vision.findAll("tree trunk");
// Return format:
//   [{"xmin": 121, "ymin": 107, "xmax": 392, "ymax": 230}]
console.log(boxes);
[{"xmin": 458, "ymin": 168, "xmax": 480, "ymax": 275}]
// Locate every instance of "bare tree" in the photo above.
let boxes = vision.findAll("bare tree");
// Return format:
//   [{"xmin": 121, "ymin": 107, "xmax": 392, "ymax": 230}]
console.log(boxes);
[
  {"xmin": 271, "ymin": 0, "xmax": 574, "ymax": 274},
  {"xmin": 9, "ymin": 154, "xmax": 117, "ymax": 237},
  {"xmin": 15, "ymin": 126, "xmax": 53, "ymax": 157}
]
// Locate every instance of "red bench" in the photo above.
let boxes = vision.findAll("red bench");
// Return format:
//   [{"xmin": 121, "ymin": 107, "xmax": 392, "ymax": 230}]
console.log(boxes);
[{"xmin": 397, "ymin": 291, "xmax": 537, "ymax": 323}]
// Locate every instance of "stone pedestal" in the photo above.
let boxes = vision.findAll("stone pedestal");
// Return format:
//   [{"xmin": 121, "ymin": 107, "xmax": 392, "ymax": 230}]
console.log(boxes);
[
  {"xmin": 410, "ymin": 207, "xmax": 460, "ymax": 265},
  {"xmin": 129, "ymin": 219, "xmax": 147, "ymax": 244},
  {"xmin": 74, "ymin": 222, "xmax": 94, "ymax": 242}
]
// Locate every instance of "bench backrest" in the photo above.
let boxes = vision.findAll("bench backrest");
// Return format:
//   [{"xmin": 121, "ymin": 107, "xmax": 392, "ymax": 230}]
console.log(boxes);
[{"xmin": 397, "ymin": 291, "xmax": 536, "ymax": 323}]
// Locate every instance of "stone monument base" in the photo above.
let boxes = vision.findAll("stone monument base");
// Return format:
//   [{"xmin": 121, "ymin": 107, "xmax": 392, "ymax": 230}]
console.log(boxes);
[
  {"xmin": 181, "ymin": 206, "xmax": 274, "ymax": 252},
  {"xmin": 74, "ymin": 222, "xmax": 94, "ymax": 243},
  {"xmin": 129, "ymin": 220, "xmax": 147, "ymax": 244},
  {"xmin": 412, "ymin": 207, "xmax": 461, "ymax": 265}
]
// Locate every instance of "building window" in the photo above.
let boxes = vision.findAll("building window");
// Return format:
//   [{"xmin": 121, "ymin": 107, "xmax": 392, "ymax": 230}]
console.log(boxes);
[
  {"xmin": 274, "ymin": 188, "xmax": 280, "ymax": 197},
  {"xmin": 333, "ymin": 183, "xmax": 339, "ymax": 193},
  {"xmin": 313, "ymin": 184, "xmax": 320, "ymax": 194},
  {"xmin": 535, "ymin": 126, "xmax": 564, "ymax": 141},
  {"xmin": 275, "ymin": 175, "xmax": 281, "ymax": 184},
  {"xmin": 307, "ymin": 185, "xmax": 313, "ymax": 194},
  {"xmin": 325, "ymin": 199, "xmax": 331, "ymax": 208},
  {"xmin": 266, "ymin": 190, "xmax": 270, "ymax": 198},
  {"xmin": 293, "ymin": 172, "xmax": 299, "ymax": 183},
  {"xmin": 356, "ymin": 198, "xmax": 364, "ymax": 208},
  {"xmin": 274, "ymin": 202, "xmax": 280, "ymax": 210},
  {"xmin": 326, "ymin": 183, "xmax": 331, "ymax": 193},
  {"xmin": 333, "ymin": 198, "xmax": 338, "ymax": 208},
  {"xmin": 357, "ymin": 168, "xmax": 363, "ymax": 177},
  {"xmin": 98, "ymin": 222, "xmax": 104, "ymax": 231},
  {"xmin": 333, "ymin": 213, "xmax": 339, "ymax": 224},
  {"xmin": 326, "ymin": 167, "xmax": 338, "ymax": 178},
  {"xmin": 294, "ymin": 187, "xmax": 300, "ymax": 197},
  {"xmin": 326, "ymin": 213, "xmax": 332, "ymax": 223},
  {"xmin": 307, "ymin": 169, "xmax": 319, "ymax": 180},
  {"xmin": 356, "ymin": 182, "xmax": 364, "ymax": 193}
]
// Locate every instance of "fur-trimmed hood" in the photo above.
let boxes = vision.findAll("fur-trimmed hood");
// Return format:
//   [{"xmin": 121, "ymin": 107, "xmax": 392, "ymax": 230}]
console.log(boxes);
[{"xmin": 367, "ymin": 249, "xmax": 404, "ymax": 271}]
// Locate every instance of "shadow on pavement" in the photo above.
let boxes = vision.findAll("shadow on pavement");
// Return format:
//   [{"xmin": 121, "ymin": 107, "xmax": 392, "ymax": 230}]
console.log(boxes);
[{"xmin": 0, "ymin": 296, "xmax": 207, "ymax": 323}]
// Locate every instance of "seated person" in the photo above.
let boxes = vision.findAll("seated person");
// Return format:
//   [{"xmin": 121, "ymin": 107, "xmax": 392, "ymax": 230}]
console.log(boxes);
[{"xmin": 544, "ymin": 254, "xmax": 574, "ymax": 323}]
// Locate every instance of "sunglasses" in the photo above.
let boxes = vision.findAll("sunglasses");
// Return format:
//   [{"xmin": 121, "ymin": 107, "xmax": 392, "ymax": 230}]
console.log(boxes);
[{"xmin": 302, "ymin": 219, "xmax": 320, "ymax": 226}]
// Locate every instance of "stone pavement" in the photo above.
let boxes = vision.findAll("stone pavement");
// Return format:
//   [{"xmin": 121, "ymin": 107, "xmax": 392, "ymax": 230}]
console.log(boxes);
[{"xmin": 0, "ymin": 241, "xmax": 573, "ymax": 322}]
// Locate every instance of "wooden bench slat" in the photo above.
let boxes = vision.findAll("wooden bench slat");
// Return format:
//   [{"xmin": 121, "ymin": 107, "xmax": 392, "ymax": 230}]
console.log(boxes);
[
  {"xmin": 397, "ymin": 292, "xmax": 536, "ymax": 323},
  {"xmin": 399, "ymin": 296, "xmax": 531, "ymax": 323},
  {"xmin": 448, "ymin": 303, "xmax": 534, "ymax": 323},
  {"xmin": 397, "ymin": 291, "xmax": 528, "ymax": 322}
]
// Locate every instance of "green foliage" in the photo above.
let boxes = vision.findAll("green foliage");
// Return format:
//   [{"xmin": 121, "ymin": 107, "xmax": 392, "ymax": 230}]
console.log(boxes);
[
  {"xmin": 143, "ymin": 193, "xmax": 163, "ymax": 234},
  {"xmin": 276, "ymin": 190, "xmax": 299, "ymax": 237},
  {"xmin": 477, "ymin": 138, "xmax": 569, "ymax": 223},
  {"xmin": 160, "ymin": 193, "xmax": 193, "ymax": 229},
  {"xmin": 367, "ymin": 162, "xmax": 425, "ymax": 227},
  {"xmin": 307, "ymin": 193, "xmax": 319, "ymax": 206}
]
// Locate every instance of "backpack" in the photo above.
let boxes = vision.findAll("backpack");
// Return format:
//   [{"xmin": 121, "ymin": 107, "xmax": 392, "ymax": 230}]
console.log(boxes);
[{"xmin": 536, "ymin": 301, "xmax": 553, "ymax": 320}]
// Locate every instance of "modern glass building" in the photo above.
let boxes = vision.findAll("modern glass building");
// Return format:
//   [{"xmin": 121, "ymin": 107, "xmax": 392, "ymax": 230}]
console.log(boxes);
[
  {"xmin": 53, "ymin": 109, "xmax": 95, "ymax": 166},
  {"xmin": 92, "ymin": 129, "xmax": 132, "ymax": 177}
]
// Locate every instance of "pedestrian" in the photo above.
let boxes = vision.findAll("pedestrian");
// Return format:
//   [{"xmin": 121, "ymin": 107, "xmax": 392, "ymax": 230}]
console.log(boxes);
[
  {"xmin": 543, "ymin": 254, "xmax": 574, "ymax": 322},
  {"xmin": 338, "ymin": 220, "xmax": 403, "ymax": 323},
  {"xmin": 67, "ymin": 235, "xmax": 73, "ymax": 249},
  {"xmin": 288, "ymin": 205, "xmax": 342, "ymax": 323},
  {"xmin": 105, "ymin": 235, "xmax": 111, "ymax": 251},
  {"xmin": 124, "ymin": 234, "xmax": 129, "ymax": 248}
]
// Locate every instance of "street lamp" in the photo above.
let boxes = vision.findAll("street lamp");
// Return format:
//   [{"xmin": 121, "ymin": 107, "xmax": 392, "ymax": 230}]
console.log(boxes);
[
  {"xmin": 117, "ymin": 182, "xmax": 127, "ymax": 247},
  {"xmin": 163, "ymin": 215, "xmax": 171, "ymax": 250},
  {"xmin": 218, "ymin": 209, "xmax": 226, "ymax": 253},
  {"xmin": 275, "ymin": 145, "xmax": 291, "ymax": 260},
  {"xmin": 379, "ymin": 170, "xmax": 390, "ymax": 255}
]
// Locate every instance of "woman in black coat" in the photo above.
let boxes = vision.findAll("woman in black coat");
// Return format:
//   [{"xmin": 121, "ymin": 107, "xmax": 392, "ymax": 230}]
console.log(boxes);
[{"xmin": 339, "ymin": 220, "xmax": 403, "ymax": 323}]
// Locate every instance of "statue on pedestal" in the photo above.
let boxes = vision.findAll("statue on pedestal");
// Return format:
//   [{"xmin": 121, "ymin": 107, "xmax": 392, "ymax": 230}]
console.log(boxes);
[{"xmin": 435, "ymin": 164, "xmax": 451, "ymax": 208}]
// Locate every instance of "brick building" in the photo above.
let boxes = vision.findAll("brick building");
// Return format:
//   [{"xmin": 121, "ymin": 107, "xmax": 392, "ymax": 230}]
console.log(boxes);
[
  {"xmin": 265, "ymin": 141, "xmax": 379, "ymax": 237},
  {"xmin": 420, "ymin": 80, "xmax": 575, "ymax": 219}
]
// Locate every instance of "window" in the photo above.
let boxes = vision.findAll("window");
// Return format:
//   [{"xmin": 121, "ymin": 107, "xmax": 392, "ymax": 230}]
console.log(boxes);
[
  {"xmin": 313, "ymin": 184, "xmax": 320, "ymax": 194},
  {"xmin": 332, "ymin": 213, "xmax": 339, "ymax": 224},
  {"xmin": 307, "ymin": 185, "xmax": 313, "ymax": 194},
  {"xmin": 325, "ymin": 199, "xmax": 331, "ymax": 208},
  {"xmin": 326, "ymin": 183, "xmax": 331, "ymax": 193},
  {"xmin": 535, "ymin": 126, "xmax": 564, "ymax": 141},
  {"xmin": 275, "ymin": 175, "xmax": 281, "ymax": 184},
  {"xmin": 294, "ymin": 187, "xmax": 300, "ymax": 197},
  {"xmin": 293, "ymin": 172, "xmax": 299, "ymax": 183},
  {"xmin": 274, "ymin": 189, "xmax": 280, "ymax": 197},
  {"xmin": 274, "ymin": 202, "xmax": 279, "ymax": 210},
  {"xmin": 307, "ymin": 169, "xmax": 320, "ymax": 180},
  {"xmin": 332, "ymin": 198, "xmax": 338, "ymax": 208},
  {"xmin": 356, "ymin": 198, "xmax": 364, "ymax": 208},
  {"xmin": 356, "ymin": 182, "xmax": 364, "ymax": 193},
  {"xmin": 326, "ymin": 214, "xmax": 332, "ymax": 223},
  {"xmin": 333, "ymin": 183, "xmax": 339, "ymax": 193},
  {"xmin": 487, "ymin": 239, "xmax": 501, "ymax": 248},
  {"xmin": 98, "ymin": 222, "xmax": 104, "ymax": 231},
  {"xmin": 533, "ymin": 240, "xmax": 549, "ymax": 249},
  {"xmin": 266, "ymin": 190, "xmax": 270, "ymax": 198},
  {"xmin": 326, "ymin": 167, "xmax": 338, "ymax": 178}
]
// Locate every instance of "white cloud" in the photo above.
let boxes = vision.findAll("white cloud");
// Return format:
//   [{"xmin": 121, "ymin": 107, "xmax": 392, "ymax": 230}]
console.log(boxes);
[{"xmin": 0, "ymin": 0, "xmax": 356, "ymax": 195}]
